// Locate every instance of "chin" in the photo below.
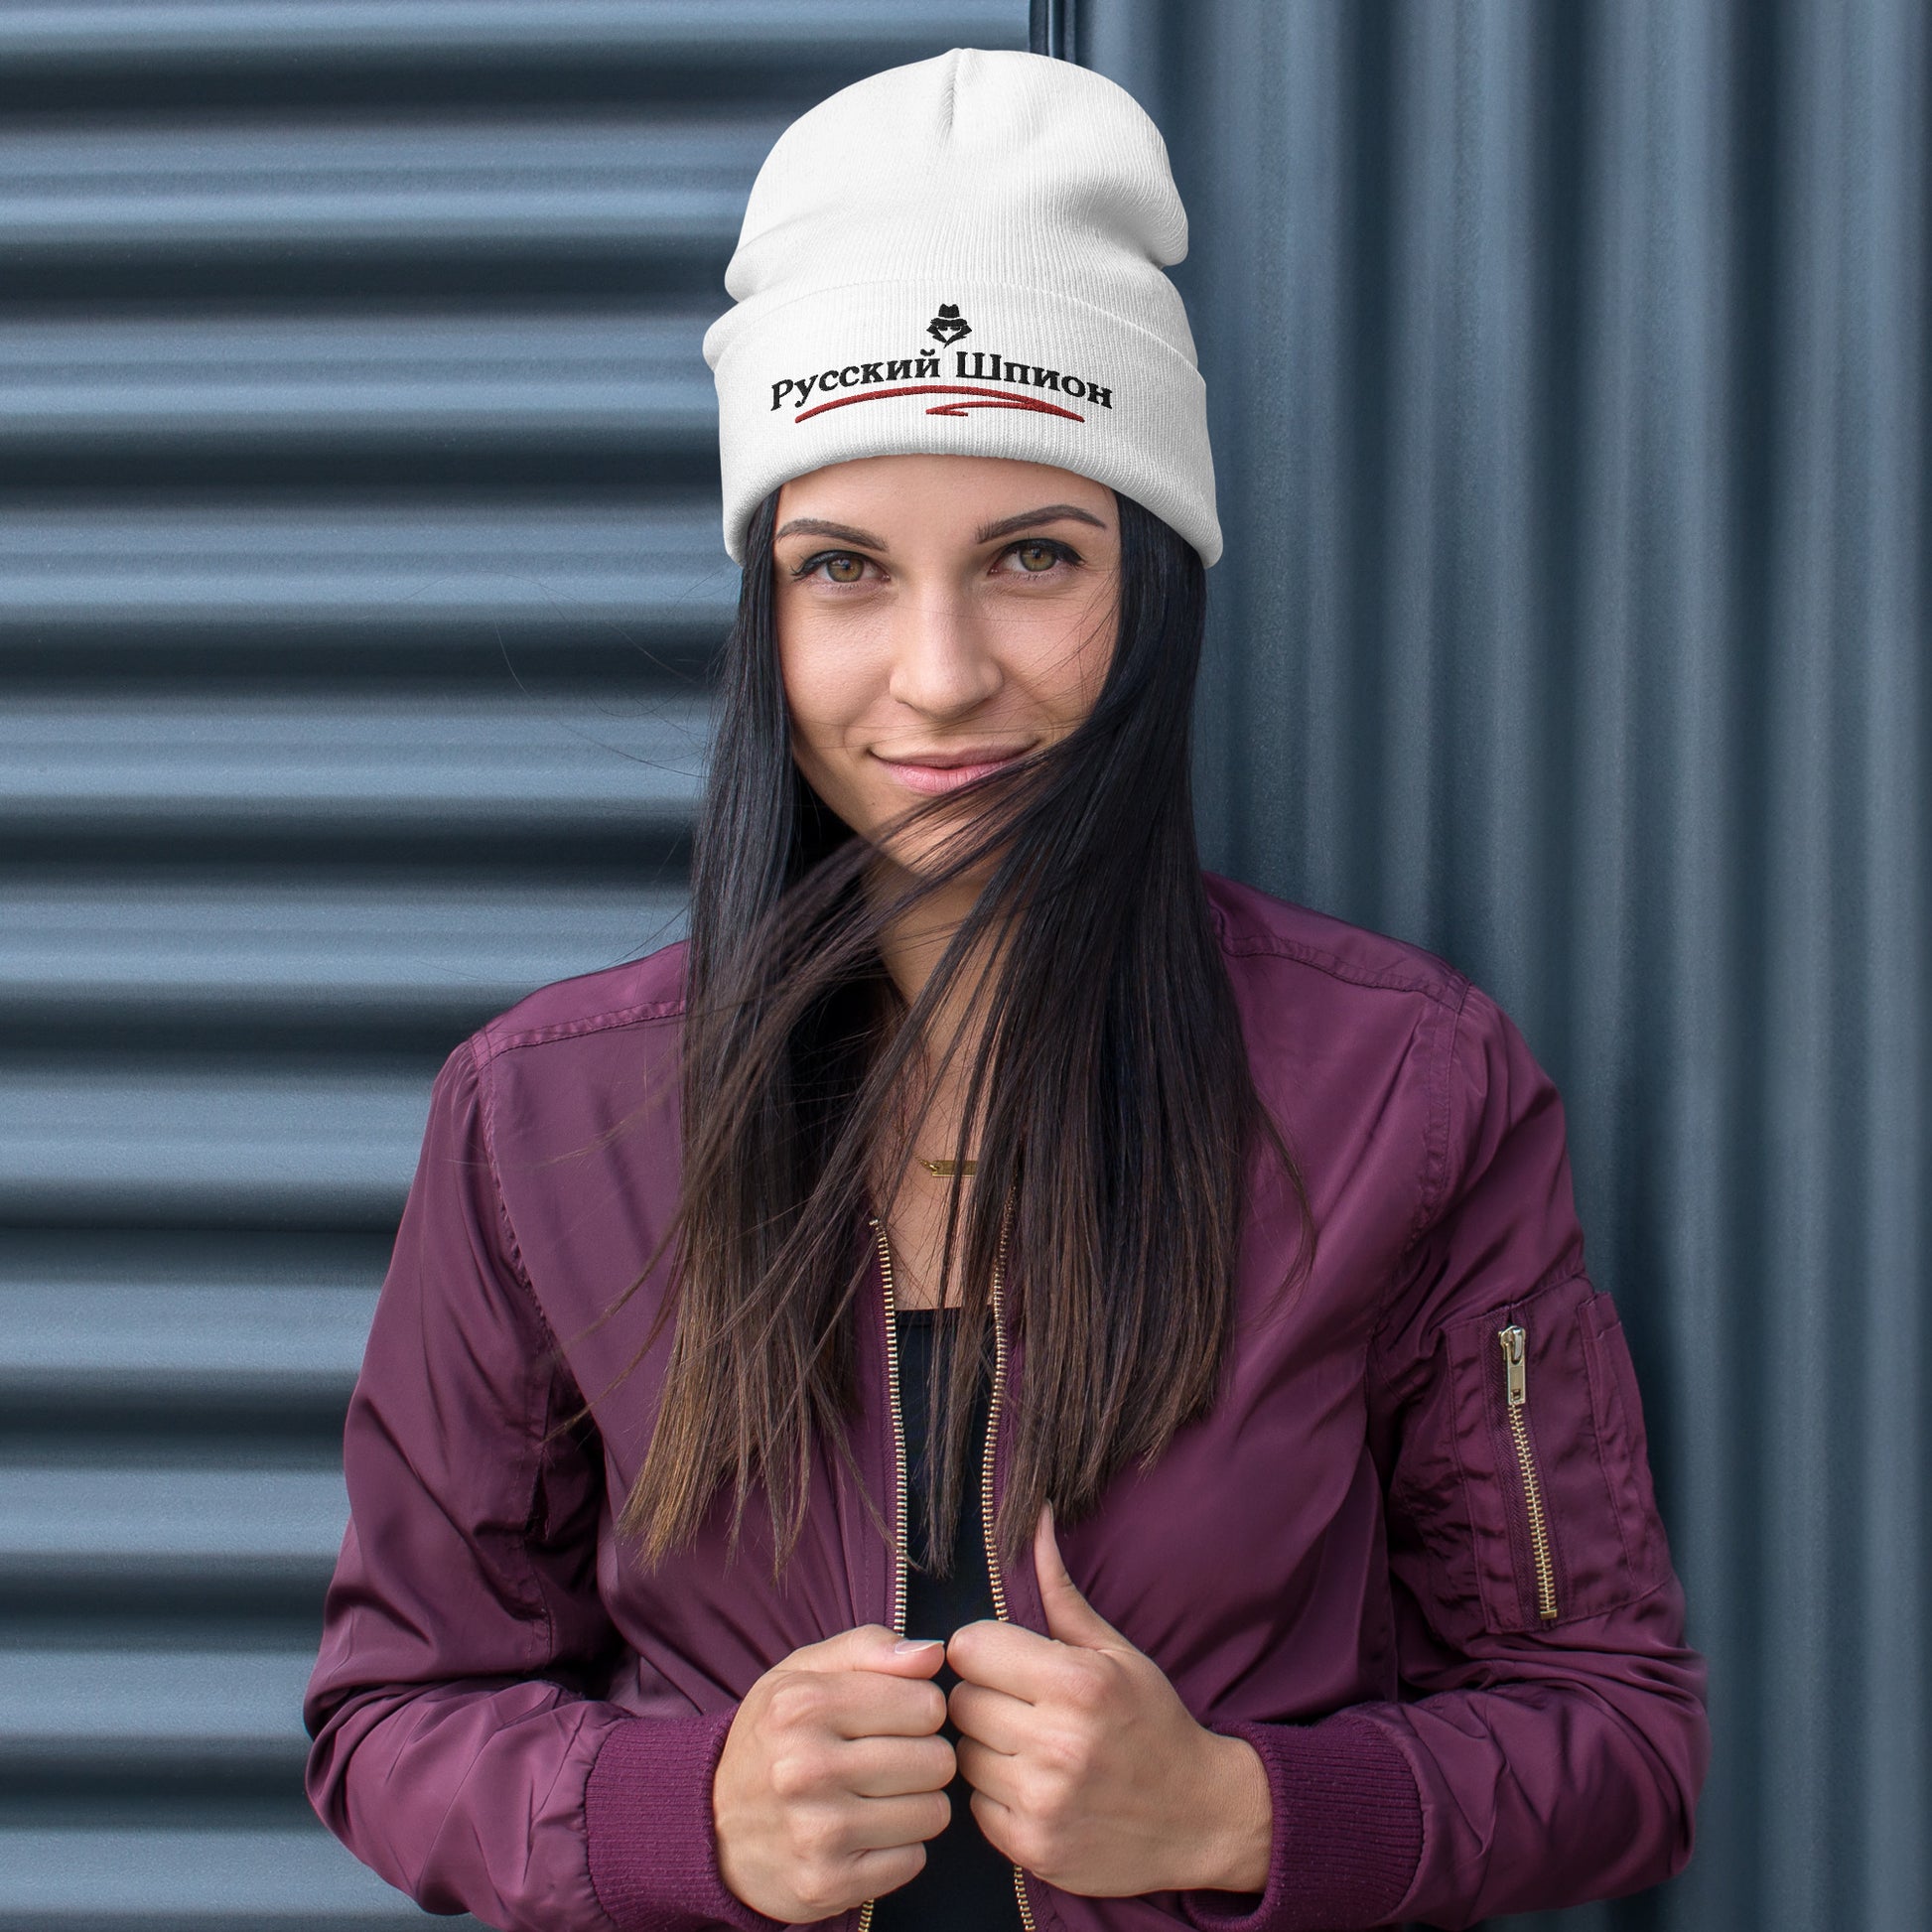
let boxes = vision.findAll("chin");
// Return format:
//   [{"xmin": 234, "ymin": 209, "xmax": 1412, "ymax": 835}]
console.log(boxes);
[{"xmin": 873, "ymin": 822, "xmax": 1003, "ymax": 889}]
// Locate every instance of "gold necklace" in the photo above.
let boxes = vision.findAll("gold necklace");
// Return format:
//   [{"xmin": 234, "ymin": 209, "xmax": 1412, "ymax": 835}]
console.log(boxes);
[{"xmin": 916, "ymin": 1158, "xmax": 978, "ymax": 1177}]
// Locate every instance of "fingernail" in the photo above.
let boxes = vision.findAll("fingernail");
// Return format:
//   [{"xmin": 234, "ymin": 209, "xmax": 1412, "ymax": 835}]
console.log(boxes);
[{"xmin": 894, "ymin": 1637, "xmax": 944, "ymax": 1654}]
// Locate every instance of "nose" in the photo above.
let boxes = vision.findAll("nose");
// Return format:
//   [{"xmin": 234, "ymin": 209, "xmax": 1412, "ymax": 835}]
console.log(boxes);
[{"xmin": 886, "ymin": 591, "xmax": 1004, "ymax": 720}]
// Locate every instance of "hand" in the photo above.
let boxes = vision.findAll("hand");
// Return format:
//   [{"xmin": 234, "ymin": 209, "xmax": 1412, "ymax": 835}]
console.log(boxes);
[
  {"xmin": 713, "ymin": 1624, "xmax": 956, "ymax": 1922},
  {"xmin": 944, "ymin": 1502, "xmax": 1273, "ymax": 1897}
]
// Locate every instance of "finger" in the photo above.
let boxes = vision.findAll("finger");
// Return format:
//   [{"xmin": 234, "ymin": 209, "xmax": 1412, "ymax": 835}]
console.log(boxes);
[
  {"xmin": 1034, "ymin": 1500, "xmax": 1128, "ymax": 1652},
  {"xmin": 841, "ymin": 1788, "xmax": 955, "ymax": 1854},
  {"xmin": 953, "ymin": 1731, "xmax": 1023, "ymax": 1810},
  {"xmin": 844, "ymin": 1840, "xmax": 929, "ymax": 1902},
  {"xmin": 809, "ymin": 1668, "xmax": 950, "ymax": 1740},
  {"xmin": 946, "ymin": 1677, "xmax": 1032, "ymax": 1755},
  {"xmin": 966, "ymin": 1784, "xmax": 1021, "ymax": 1861},
  {"xmin": 943, "ymin": 1616, "xmax": 1074, "ymax": 1701},
  {"xmin": 788, "ymin": 1624, "xmax": 948, "ymax": 1677},
  {"xmin": 838, "ymin": 1731, "xmax": 957, "ymax": 1798}
]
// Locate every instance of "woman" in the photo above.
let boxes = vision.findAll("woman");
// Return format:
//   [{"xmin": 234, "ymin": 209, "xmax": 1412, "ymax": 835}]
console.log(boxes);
[{"xmin": 305, "ymin": 49, "xmax": 1709, "ymax": 1932}]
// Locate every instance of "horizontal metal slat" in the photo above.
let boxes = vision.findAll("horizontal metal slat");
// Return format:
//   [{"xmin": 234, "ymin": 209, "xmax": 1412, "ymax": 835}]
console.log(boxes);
[
  {"xmin": 0, "ymin": 1825, "xmax": 425, "ymax": 1924},
  {"xmin": 0, "ymin": 1069, "xmax": 430, "ymax": 1227},
  {"xmin": 0, "ymin": 1284, "xmax": 377, "ymax": 1400},
  {"xmin": 0, "ymin": 310, "xmax": 716, "ymax": 459},
  {"xmin": 0, "ymin": 1, "xmax": 1025, "ymax": 69},
  {"xmin": 0, "ymin": 1647, "xmax": 312, "ymax": 1769},
  {"xmin": 0, "ymin": 881, "xmax": 686, "ymax": 1030},
  {"xmin": 0, "ymin": 502, "xmax": 736, "ymax": 645},
  {"xmin": 0, "ymin": 116, "xmax": 776, "ymax": 264},
  {"xmin": 0, "ymin": 1468, "xmax": 345, "ymax": 1584},
  {"xmin": 0, "ymin": 694, "xmax": 711, "ymax": 837}
]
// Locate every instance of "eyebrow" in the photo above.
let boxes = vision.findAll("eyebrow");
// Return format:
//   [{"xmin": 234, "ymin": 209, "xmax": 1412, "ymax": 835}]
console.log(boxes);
[
  {"xmin": 973, "ymin": 503, "xmax": 1108, "ymax": 544},
  {"xmin": 769, "ymin": 502, "xmax": 1110, "ymax": 553},
  {"xmin": 772, "ymin": 516, "xmax": 889, "ymax": 548}
]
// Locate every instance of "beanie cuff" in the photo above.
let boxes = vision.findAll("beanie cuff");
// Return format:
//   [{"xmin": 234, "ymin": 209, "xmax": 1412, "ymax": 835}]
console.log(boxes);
[{"xmin": 709, "ymin": 278, "xmax": 1221, "ymax": 567}]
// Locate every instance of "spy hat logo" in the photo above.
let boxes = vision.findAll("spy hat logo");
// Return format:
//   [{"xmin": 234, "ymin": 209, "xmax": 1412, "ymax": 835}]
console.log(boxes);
[
  {"xmin": 926, "ymin": 303, "xmax": 971, "ymax": 345},
  {"xmin": 766, "ymin": 303, "xmax": 1111, "ymax": 422}
]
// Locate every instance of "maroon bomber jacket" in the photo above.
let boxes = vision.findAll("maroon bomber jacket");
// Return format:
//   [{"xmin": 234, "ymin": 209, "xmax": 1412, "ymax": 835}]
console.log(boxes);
[{"xmin": 304, "ymin": 873, "xmax": 1710, "ymax": 1932}]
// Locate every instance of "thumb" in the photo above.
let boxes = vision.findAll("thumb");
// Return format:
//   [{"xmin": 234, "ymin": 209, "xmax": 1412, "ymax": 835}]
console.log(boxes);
[
  {"xmin": 791, "ymin": 1624, "xmax": 946, "ymax": 1677},
  {"xmin": 1034, "ymin": 1500, "xmax": 1128, "ymax": 1652}
]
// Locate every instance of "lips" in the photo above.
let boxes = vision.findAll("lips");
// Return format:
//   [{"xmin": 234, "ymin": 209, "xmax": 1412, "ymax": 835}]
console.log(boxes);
[{"xmin": 873, "ymin": 745, "xmax": 1032, "ymax": 796}]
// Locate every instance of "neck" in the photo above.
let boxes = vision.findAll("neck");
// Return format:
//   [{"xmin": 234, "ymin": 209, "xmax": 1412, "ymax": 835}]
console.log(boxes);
[
  {"xmin": 871, "ymin": 864, "xmax": 1000, "ymax": 1160},
  {"xmin": 874, "ymin": 868, "xmax": 985, "ymax": 1008}
]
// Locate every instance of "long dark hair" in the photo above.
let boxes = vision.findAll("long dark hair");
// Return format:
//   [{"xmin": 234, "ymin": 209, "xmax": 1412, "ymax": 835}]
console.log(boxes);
[{"xmin": 609, "ymin": 484, "xmax": 1310, "ymax": 1584}]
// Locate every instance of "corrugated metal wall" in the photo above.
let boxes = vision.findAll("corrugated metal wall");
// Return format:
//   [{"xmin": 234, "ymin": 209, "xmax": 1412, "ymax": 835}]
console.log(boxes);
[
  {"xmin": 7, "ymin": 5, "xmax": 1924, "ymax": 1929},
  {"xmin": 0, "ymin": 7, "xmax": 1025, "ymax": 1926},
  {"xmin": 1091, "ymin": 2, "xmax": 1929, "ymax": 1929}
]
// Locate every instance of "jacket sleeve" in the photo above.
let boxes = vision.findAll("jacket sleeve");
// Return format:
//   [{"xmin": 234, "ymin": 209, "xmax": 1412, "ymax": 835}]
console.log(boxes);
[
  {"xmin": 303, "ymin": 1040, "xmax": 780, "ymax": 1932},
  {"xmin": 1181, "ymin": 984, "xmax": 1709, "ymax": 1932}
]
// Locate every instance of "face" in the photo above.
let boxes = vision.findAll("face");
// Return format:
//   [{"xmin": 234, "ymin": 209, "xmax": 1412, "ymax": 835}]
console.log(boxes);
[{"xmin": 771, "ymin": 454, "xmax": 1120, "ymax": 875}]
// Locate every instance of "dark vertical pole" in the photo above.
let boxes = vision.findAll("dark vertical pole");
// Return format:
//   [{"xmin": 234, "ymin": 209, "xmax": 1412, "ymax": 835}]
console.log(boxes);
[{"xmin": 1031, "ymin": 0, "xmax": 1082, "ymax": 62}]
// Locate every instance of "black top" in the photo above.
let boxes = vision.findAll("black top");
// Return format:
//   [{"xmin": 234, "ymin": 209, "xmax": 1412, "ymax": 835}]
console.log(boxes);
[{"xmin": 869, "ymin": 1306, "xmax": 1026, "ymax": 1932}]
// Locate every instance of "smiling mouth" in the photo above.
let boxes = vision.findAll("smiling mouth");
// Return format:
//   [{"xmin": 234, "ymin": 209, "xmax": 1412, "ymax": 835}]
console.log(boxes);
[{"xmin": 873, "ymin": 746, "xmax": 1033, "ymax": 796}]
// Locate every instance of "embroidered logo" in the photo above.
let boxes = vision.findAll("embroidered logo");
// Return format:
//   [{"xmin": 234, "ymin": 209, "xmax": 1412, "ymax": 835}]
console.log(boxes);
[
  {"xmin": 926, "ymin": 303, "xmax": 972, "ymax": 345},
  {"xmin": 796, "ymin": 383, "xmax": 1083, "ymax": 425},
  {"xmin": 766, "ymin": 305, "xmax": 1114, "ymax": 422}
]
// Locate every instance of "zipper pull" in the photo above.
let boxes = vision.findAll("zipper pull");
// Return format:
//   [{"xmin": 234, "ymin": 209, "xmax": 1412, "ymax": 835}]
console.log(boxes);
[{"xmin": 1498, "ymin": 1324, "xmax": 1527, "ymax": 1407}]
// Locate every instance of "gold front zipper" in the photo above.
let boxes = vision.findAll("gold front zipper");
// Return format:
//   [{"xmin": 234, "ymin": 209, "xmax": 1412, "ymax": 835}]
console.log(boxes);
[
  {"xmin": 858, "ymin": 1217, "xmax": 1035, "ymax": 1932},
  {"xmin": 871, "ymin": 1216, "xmax": 911, "ymax": 1641},
  {"xmin": 856, "ymin": 1217, "xmax": 908, "ymax": 1932},
  {"xmin": 981, "ymin": 1231, "xmax": 1036, "ymax": 1931},
  {"xmin": 1497, "ymin": 1324, "xmax": 1559, "ymax": 1624}
]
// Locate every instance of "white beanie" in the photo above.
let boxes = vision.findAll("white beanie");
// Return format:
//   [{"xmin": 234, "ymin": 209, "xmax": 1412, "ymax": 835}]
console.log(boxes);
[{"xmin": 702, "ymin": 49, "xmax": 1221, "ymax": 567}]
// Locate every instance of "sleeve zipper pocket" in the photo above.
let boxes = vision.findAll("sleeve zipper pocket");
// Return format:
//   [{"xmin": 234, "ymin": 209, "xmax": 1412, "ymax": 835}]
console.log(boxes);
[{"xmin": 1498, "ymin": 1324, "xmax": 1560, "ymax": 1624}]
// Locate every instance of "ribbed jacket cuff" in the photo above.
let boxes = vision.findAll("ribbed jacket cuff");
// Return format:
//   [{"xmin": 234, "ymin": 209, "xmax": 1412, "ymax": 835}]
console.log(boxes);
[
  {"xmin": 1176, "ymin": 1714, "xmax": 1422, "ymax": 1932},
  {"xmin": 584, "ymin": 1712, "xmax": 786, "ymax": 1932}
]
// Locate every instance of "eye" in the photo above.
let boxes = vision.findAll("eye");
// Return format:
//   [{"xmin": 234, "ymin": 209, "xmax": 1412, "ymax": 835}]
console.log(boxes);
[
  {"xmin": 1006, "ymin": 538, "xmax": 1076, "ymax": 575},
  {"xmin": 791, "ymin": 550, "xmax": 872, "ymax": 584}
]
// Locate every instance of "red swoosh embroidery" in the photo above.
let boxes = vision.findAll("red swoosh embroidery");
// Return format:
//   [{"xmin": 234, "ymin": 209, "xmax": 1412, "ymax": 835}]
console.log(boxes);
[{"xmin": 795, "ymin": 383, "xmax": 1086, "ymax": 425}]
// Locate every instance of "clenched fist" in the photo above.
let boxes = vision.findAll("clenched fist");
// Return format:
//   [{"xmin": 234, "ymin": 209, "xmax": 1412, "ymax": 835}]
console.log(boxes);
[
  {"xmin": 713, "ymin": 1624, "xmax": 956, "ymax": 1922},
  {"xmin": 945, "ymin": 1501, "xmax": 1273, "ymax": 1897}
]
